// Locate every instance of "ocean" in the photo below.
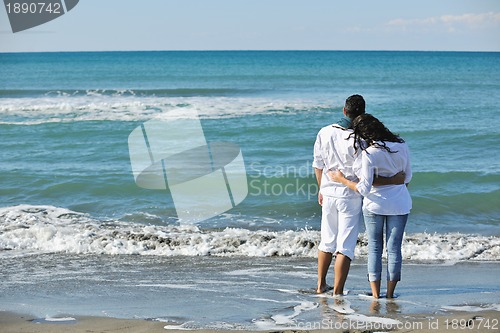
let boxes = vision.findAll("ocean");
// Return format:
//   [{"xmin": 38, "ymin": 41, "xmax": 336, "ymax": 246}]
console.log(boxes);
[{"xmin": 0, "ymin": 51, "xmax": 499, "ymax": 329}]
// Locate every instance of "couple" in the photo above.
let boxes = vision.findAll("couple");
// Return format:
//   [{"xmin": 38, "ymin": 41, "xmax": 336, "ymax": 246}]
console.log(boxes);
[{"xmin": 312, "ymin": 94, "xmax": 412, "ymax": 299}]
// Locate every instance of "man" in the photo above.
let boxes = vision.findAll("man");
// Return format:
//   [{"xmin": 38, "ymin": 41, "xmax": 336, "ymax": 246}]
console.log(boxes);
[{"xmin": 312, "ymin": 95, "xmax": 402, "ymax": 295}]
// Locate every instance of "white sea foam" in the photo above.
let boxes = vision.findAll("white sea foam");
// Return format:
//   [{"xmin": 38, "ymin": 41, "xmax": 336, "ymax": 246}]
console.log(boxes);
[
  {"xmin": 163, "ymin": 323, "xmax": 195, "ymax": 330},
  {"xmin": 43, "ymin": 316, "xmax": 77, "ymax": 322},
  {"xmin": 442, "ymin": 304, "xmax": 500, "ymax": 312},
  {"xmin": 32, "ymin": 316, "xmax": 77, "ymax": 324},
  {"xmin": 345, "ymin": 313, "xmax": 402, "ymax": 327},
  {"xmin": 0, "ymin": 205, "xmax": 499, "ymax": 261},
  {"xmin": 251, "ymin": 301, "xmax": 319, "ymax": 330},
  {"xmin": 0, "ymin": 95, "xmax": 331, "ymax": 124},
  {"xmin": 271, "ymin": 301, "xmax": 318, "ymax": 325},
  {"xmin": 135, "ymin": 283, "xmax": 195, "ymax": 289}
]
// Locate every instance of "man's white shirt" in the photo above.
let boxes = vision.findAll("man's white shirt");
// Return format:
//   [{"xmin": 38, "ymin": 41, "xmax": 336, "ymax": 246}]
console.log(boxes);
[{"xmin": 312, "ymin": 124, "xmax": 361, "ymax": 198}]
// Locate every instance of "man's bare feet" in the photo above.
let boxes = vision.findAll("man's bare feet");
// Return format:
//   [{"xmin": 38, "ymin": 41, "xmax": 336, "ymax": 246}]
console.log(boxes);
[{"xmin": 316, "ymin": 285, "xmax": 332, "ymax": 294}]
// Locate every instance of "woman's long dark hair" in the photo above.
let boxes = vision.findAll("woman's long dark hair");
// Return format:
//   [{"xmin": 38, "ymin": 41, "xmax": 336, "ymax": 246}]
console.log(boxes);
[{"xmin": 350, "ymin": 114, "xmax": 404, "ymax": 153}]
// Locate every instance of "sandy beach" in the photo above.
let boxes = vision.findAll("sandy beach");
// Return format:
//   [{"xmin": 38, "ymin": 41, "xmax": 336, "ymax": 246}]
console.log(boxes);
[
  {"xmin": 1, "ymin": 310, "xmax": 499, "ymax": 333},
  {"xmin": 1, "ymin": 254, "xmax": 499, "ymax": 332}
]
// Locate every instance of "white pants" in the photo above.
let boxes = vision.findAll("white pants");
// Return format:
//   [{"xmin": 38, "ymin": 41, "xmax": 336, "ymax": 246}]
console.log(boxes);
[{"xmin": 318, "ymin": 195, "xmax": 362, "ymax": 260}]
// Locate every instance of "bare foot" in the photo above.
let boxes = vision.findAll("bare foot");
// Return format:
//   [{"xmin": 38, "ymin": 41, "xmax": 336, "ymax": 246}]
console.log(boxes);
[{"xmin": 316, "ymin": 285, "xmax": 332, "ymax": 294}]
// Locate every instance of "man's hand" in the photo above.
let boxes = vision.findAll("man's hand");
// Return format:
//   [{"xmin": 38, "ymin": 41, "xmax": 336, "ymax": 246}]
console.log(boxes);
[
  {"xmin": 373, "ymin": 171, "xmax": 406, "ymax": 186},
  {"xmin": 392, "ymin": 171, "xmax": 406, "ymax": 185},
  {"xmin": 318, "ymin": 192, "xmax": 323, "ymax": 206}
]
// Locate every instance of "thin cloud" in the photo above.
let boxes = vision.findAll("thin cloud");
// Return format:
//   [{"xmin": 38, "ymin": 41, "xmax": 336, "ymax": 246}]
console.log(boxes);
[{"xmin": 386, "ymin": 12, "xmax": 500, "ymax": 31}]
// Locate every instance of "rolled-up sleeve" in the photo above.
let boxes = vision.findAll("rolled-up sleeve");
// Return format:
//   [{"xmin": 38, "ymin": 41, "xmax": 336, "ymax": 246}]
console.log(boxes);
[
  {"xmin": 404, "ymin": 145, "xmax": 412, "ymax": 184},
  {"xmin": 355, "ymin": 152, "xmax": 374, "ymax": 196},
  {"xmin": 312, "ymin": 134, "xmax": 324, "ymax": 170}
]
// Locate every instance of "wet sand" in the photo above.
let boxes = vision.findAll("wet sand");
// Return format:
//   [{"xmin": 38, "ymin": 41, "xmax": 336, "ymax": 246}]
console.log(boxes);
[{"xmin": 1, "ymin": 310, "xmax": 499, "ymax": 333}]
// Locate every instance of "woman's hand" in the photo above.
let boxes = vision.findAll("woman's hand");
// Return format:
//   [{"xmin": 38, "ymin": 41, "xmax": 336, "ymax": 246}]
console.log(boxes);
[
  {"xmin": 327, "ymin": 170, "xmax": 345, "ymax": 183},
  {"xmin": 328, "ymin": 169, "xmax": 359, "ymax": 192}
]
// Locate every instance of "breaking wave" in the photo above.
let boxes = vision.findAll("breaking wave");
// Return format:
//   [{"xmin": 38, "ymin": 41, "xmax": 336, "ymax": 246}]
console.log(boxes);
[{"xmin": 1, "ymin": 205, "xmax": 498, "ymax": 262}]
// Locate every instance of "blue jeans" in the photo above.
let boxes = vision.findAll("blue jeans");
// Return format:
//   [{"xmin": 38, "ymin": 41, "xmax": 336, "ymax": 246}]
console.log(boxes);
[{"xmin": 363, "ymin": 210, "xmax": 408, "ymax": 282}]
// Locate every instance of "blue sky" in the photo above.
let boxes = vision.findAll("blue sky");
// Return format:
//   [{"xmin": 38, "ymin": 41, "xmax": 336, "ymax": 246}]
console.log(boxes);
[{"xmin": 1, "ymin": 0, "xmax": 499, "ymax": 52}]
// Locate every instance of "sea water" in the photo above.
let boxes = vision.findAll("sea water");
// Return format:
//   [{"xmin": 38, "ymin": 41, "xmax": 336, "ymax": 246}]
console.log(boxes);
[{"xmin": 0, "ymin": 51, "xmax": 499, "ymax": 328}]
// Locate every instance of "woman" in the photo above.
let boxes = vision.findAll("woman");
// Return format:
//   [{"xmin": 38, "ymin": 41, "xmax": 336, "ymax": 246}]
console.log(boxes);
[{"xmin": 328, "ymin": 114, "xmax": 412, "ymax": 299}]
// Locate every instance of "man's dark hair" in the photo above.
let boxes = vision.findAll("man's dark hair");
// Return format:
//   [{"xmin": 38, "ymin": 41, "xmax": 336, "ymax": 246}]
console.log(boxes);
[{"xmin": 344, "ymin": 94, "xmax": 365, "ymax": 119}]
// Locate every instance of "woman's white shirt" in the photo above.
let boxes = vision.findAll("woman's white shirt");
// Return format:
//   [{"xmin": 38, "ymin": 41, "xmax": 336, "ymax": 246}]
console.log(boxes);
[{"xmin": 354, "ymin": 141, "xmax": 412, "ymax": 215}]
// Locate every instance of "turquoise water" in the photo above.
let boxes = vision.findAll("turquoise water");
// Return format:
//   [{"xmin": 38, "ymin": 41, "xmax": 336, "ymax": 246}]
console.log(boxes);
[
  {"xmin": 1, "ymin": 50, "xmax": 499, "ymax": 328},
  {"xmin": 1, "ymin": 51, "xmax": 498, "ymax": 235}
]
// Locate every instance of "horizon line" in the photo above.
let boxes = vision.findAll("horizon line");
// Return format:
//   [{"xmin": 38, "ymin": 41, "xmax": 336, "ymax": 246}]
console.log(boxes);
[{"xmin": 1, "ymin": 49, "xmax": 500, "ymax": 54}]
